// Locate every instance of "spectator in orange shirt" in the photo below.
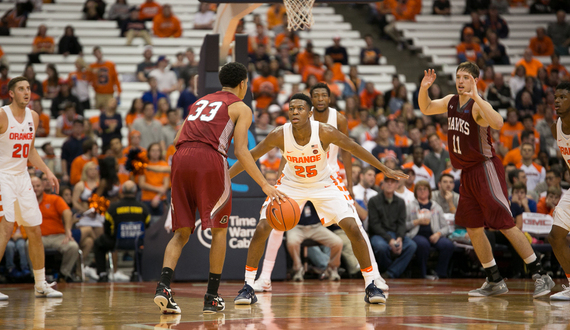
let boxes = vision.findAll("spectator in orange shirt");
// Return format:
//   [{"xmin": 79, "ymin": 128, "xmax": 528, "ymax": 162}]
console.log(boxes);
[
  {"xmin": 90, "ymin": 46, "xmax": 122, "ymax": 109},
  {"xmin": 0, "ymin": 45, "xmax": 6, "ymax": 66},
  {"xmin": 275, "ymin": 29, "xmax": 300, "ymax": 55},
  {"xmin": 499, "ymin": 108, "xmax": 524, "ymax": 149},
  {"xmin": 0, "ymin": 64, "xmax": 9, "ymax": 104},
  {"xmin": 139, "ymin": 143, "xmax": 170, "ymax": 217},
  {"xmin": 252, "ymin": 62, "xmax": 279, "ymax": 110},
  {"xmin": 302, "ymin": 54, "xmax": 326, "ymax": 82},
  {"xmin": 456, "ymin": 27, "xmax": 482, "ymax": 63},
  {"xmin": 502, "ymin": 130, "xmax": 535, "ymax": 166},
  {"xmin": 56, "ymin": 103, "xmax": 81, "ymax": 137},
  {"xmin": 296, "ymin": 41, "xmax": 316, "ymax": 75},
  {"xmin": 28, "ymin": 24, "xmax": 54, "ymax": 63},
  {"xmin": 0, "ymin": 3, "xmax": 27, "ymax": 30},
  {"xmin": 513, "ymin": 48, "xmax": 544, "ymax": 78},
  {"xmin": 42, "ymin": 64, "xmax": 63, "ymax": 100},
  {"xmin": 537, "ymin": 186, "xmax": 561, "ymax": 216},
  {"xmin": 529, "ymin": 27, "xmax": 555, "ymax": 56},
  {"xmin": 139, "ymin": 0, "xmax": 161, "ymax": 21},
  {"xmin": 250, "ymin": 24, "xmax": 271, "ymax": 54},
  {"xmin": 108, "ymin": 137, "xmax": 130, "ymax": 185},
  {"xmin": 360, "ymin": 82, "xmax": 382, "ymax": 110},
  {"xmin": 153, "ymin": 4, "xmax": 182, "ymax": 37},
  {"xmin": 323, "ymin": 70, "xmax": 342, "ymax": 98},
  {"xmin": 31, "ymin": 176, "xmax": 80, "ymax": 282},
  {"xmin": 70, "ymin": 139, "xmax": 99, "ymax": 186},
  {"xmin": 324, "ymin": 55, "xmax": 345, "ymax": 82},
  {"xmin": 260, "ymin": 147, "xmax": 281, "ymax": 172},
  {"xmin": 126, "ymin": 98, "xmax": 144, "ymax": 130},
  {"xmin": 267, "ymin": 4, "xmax": 286, "ymax": 31},
  {"xmin": 546, "ymin": 53, "xmax": 569, "ymax": 81}
]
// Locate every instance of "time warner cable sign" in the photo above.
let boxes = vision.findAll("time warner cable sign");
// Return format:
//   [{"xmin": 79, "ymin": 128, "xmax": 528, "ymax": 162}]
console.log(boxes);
[{"xmin": 195, "ymin": 215, "xmax": 257, "ymax": 249}]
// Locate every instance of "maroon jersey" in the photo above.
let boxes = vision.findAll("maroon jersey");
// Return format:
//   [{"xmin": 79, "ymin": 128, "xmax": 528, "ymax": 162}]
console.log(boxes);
[
  {"xmin": 447, "ymin": 95, "xmax": 495, "ymax": 169},
  {"xmin": 176, "ymin": 91, "xmax": 242, "ymax": 157}
]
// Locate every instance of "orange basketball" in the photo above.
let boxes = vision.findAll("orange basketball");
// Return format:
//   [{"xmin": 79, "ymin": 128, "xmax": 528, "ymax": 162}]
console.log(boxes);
[{"xmin": 265, "ymin": 198, "xmax": 300, "ymax": 231}]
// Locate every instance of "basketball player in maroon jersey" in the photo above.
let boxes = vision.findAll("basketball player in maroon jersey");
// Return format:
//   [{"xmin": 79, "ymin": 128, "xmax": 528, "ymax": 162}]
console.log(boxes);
[
  {"xmin": 419, "ymin": 62, "xmax": 554, "ymax": 297},
  {"xmin": 153, "ymin": 62, "xmax": 286, "ymax": 314}
]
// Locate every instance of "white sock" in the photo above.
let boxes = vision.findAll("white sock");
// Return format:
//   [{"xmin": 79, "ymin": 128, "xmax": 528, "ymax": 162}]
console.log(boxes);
[
  {"xmin": 361, "ymin": 267, "xmax": 375, "ymax": 288},
  {"xmin": 245, "ymin": 267, "xmax": 257, "ymax": 286},
  {"xmin": 524, "ymin": 254, "xmax": 537, "ymax": 264},
  {"xmin": 358, "ymin": 223, "xmax": 381, "ymax": 278},
  {"xmin": 34, "ymin": 268, "xmax": 46, "ymax": 288},
  {"xmin": 482, "ymin": 259, "xmax": 496, "ymax": 269},
  {"xmin": 260, "ymin": 261, "xmax": 275, "ymax": 281},
  {"xmin": 259, "ymin": 230, "xmax": 283, "ymax": 280}
]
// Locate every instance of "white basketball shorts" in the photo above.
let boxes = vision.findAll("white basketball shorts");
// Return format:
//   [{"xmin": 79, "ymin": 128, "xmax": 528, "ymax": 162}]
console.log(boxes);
[
  {"xmin": 553, "ymin": 190, "xmax": 570, "ymax": 232},
  {"xmin": 0, "ymin": 173, "xmax": 42, "ymax": 227},
  {"xmin": 260, "ymin": 172, "xmax": 357, "ymax": 227}
]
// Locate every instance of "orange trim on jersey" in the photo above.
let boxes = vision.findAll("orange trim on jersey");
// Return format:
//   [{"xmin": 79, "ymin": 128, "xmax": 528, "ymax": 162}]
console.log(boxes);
[{"xmin": 245, "ymin": 266, "xmax": 257, "ymax": 272}]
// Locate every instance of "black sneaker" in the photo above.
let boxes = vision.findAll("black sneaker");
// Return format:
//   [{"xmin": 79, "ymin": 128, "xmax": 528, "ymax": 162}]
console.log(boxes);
[
  {"xmin": 234, "ymin": 283, "xmax": 257, "ymax": 305},
  {"xmin": 98, "ymin": 273, "xmax": 109, "ymax": 283},
  {"xmin": 203, "ymin": 293, "xmax": 225, "ymax": 314},
  {"xmin": 154, "ymin": 283, "xmax": 181, "ymax": 314},
  {"xmin": 364, "ymin": 281, "xmax": 387, "ymax": 304}
]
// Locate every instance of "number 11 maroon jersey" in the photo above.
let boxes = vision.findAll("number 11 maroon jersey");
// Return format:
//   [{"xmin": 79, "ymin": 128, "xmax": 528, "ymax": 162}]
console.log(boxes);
[{"xmin": 176, "ymin": 91, "xmax": 243, "ymax": 157}]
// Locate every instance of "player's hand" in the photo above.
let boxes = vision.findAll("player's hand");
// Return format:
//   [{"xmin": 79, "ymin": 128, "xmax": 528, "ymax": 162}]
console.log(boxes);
[
  {"xmin": 384, "ymin": 168, "xmax": 408, "ymax": 180},
  {"xmin": 464, "ymin": 74, "xmax": 479, "ymax": 99},
  {"xmin": 262, "ymin": 184, "xmax": 288, "ymax": 204},
  {"xmin": 47, "ymin": 171, "xmax": 59, "ymax": 194},
  {"xmin": 421, "ymin": 69, "xmax": 437, "ymax": 89}
]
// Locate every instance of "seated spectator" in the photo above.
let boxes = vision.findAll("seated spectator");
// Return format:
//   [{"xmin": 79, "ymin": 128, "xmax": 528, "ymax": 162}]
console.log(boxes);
[
  {"xmin": 323, "ymin": 70, "xmax": 341, "ymax": 98},
  {"xmin": 456, "ymin": 28, "xmax": 482, "ymax": 63},
  {"xmin": 547, "ymin": 10, "xmax": 570, "ymax": 56},
  {"xmin": 259, "ymin": 147, "xmax": 281, "ymax": 172},
  {"xmin": 510, "ymin": 65, "xmax": 527, "ymax": 98},
  {"xmin": 139, "ymin": 143, "xmax": 169, "ymax": 218},
  {"xmin": 343, "ymin": 66, "xmax": 365, "ymax": 99},
  {"xmin": 249, "ymin": 24, "xmax": 270, "ymax": 55},
  {"xmin": 23, "ymin": 63, "xmax": 43, "ymax": 98},
  {"xmin": 530, "ymin": 0, "xmax": 553, "ymax": 14},
  {"xmin": 324, "ymin": 55, "xmax": 345, "ymax": 82},
  {"xmin": 0, "ymin": 3, "xmax": 27, "ymax": 35},
  {"xmin": 388, "ymin": 84, "xmax": 408, "ymax": 114},
  {"xmin": 178, "ymin": 47, "xmax": 198, "ymax": 88},
  {"xmin": 515, "ymin": 76, "xmax": 543, "ymax": 111},
  {"xmin": 32, "ymin": 176, "xmax": 80, "ymax": 282},
  {"xmin": 249, "ymin": 44, "xmax": 270, "ymax": 66},
  {"xmin": 70, "ymin": 139, "xmax": 99, "ymax": 186},
  {"xmin": 485, "ymin": 73, "xmax": 512, "ymax": 109},
  {"xmin": 302, "ymin": 54, "xmax": 326, "ymax": 82},
  {"xmin": 68, "ymin": 58, "xmax": 92, "ymax": 111},
  {"xmin": 141, "ymin": 75, "xmax": 168, "ymax": 111},
  {"xmin": 464, "ymin": 0, "xmax": 490, "ymax": 14},
  {"xmin": 513, "ymin": 48, "xmax": 544, "ymax": 78},
  {"xmin": 511, "ymin": 182, "xmax": 537, "ymax": 213},
  {"xmin": 275, "ymin": 29, "xmax": 300, "ymax": 56},
  {"xmin": 325, "ymin": 35, "xmax": 348, "ymax": 65},
  {"xmin": 132, "ymin": 102, "xmax": 163, "ymax": 149},
  {"xmin": 547, "ymin": 53, "xmax": 569, "ymax": 81},
  {"xmin": 90, "ymin": 47, "xmax": 122, "ymax": 109},
  {"xmin": 31, "ymin": 100, "xmax": 50, "ymax": 137},
  {"xmin": 407, "ymin": 181, "xmax": 453, "ymax": 279},
  {"xmin": 139, "ymin": 0, "xmax": 161, "ymax": 21},
  {"xmin": 61, "ymin": 119, "xmax": 88, "ymax": 183},
  {"xmin": 148, "ymin": 56, "xmax": 179, "ymax": 95},
  {"xmin": 296, "ymin": 41, "xmax": 315, "ymax": 75},
  {"xmin": 123, "ymin": 130, "xmax": 146, "ymax": 156},
  {"xmin": 83, "ymin": 0, "xmax": 106, "ymax": 20},
  {"xmin": 529, "ymin": 27, "xmax": 555, "ymax": 56},
  {"xmin": 126, "ymin": 98, "xmax": 144, "ymax": 129},
  {"xmin": 52, "ymin": 82, "xmax": 81, "ymax": 118},
  {"xmin": 424, "ymin": 134, "xmax": 448, "ymax": 183},
  {"xmin": 58, "ymin": 26, "xmax": 83, "ymax": 56},
  {"xmin": 28, "ymin": 24, "xmax": 54, "ymax": 63},
  {"xmin": 136, "ymin": 46, "xmax": 156, "ymax": 82},
  {"xmin": 160, "ymin": 109, "xmax": 178, "ymax": 150},
  {"xmin": 503, "ymin": 130, "xmax": 535, "ymax": 166},
  {"xmin": 153, "ymin": 4, "xmax": 182, "ymax": 38},
  {"xmin": 360, "ymin": 34, "xmax": 381, "ymax": 65},
  {"xmin": 155, "ymin": 97, "xmax": 170, "ymax": 124},
  {"xmin": 41, "ymin": 142, "xmax": 62, "ymax": 177},
  {"xmin": 0, "ymin": 64, "xmax": 9, "ymax": 105},
  {"xmin": 95, "ymin": 181, "xmax": 150, "ymax": 282},
  {"xmin": 99, "ymin": 97, "xmax": 123, "ymax": 151},
  {"xmin": 535, "ymin": 167, "xmax": 566, "ymax": 198},
  {"xmin": 122, "ymin": 7, "xmax": 152, "ymax": 46},
  {"xmin": 461, "ymin": 12, "xmax": 486, "ymax": 43},
  {"xmin": 537, "ymin": 186, "xmax": 561, "ymax": 215},
  {"xmin": 253, "ymin": 62, "xmax": 279, "ymax": 110},
  {"xmin": 483, "ymin": 31, "xmax": 509, "ymax": 65},
  {"xmin": 432, "ymin": 0, "xmax": 451, "ymax": 15},
  {"xmin": 43, "ymin": 64, "xmax": 63, "ymax": 100},
  {"xmin": 484, "ymin": 6, "xmax": 509, "ymax": 39},
  {"xmin": 56, "ymin": 103, "xmax": 81, "ymax": 137},
  {"xmin": 176, "ymin": 76, "xmax": 197, "ymax": 118},
  {"xmin": 193, "ymin": 3, "xmax": 215, "ymax": 30},
  {"xmin": 368, "ymin": 177, "xmax": 417, "ymax": 279},
  {"xmin": 5, "ymin": 224, "xmax": 30, "ymax": 279},
  {"xmin": 403, "ymin": 146, "xmax": 435, "ymax": 188},
  {"xmin": 360, "ymin": 82, "xmax": 382, "ymax": 110},
  {"xmin": 512, "ymin": 116, "xmax": 540, "ymax": 156},
  {"xmin": 107, "ymin": 0, "xmax": 130, "ymax": 26},
  {"xmin": 431, "ymin": 173, "xmax": 459, "ymax": 214},
  {"xmin": 516, "ymin": 143, "xmax": 545, "ymax": 192},
  {"xmin": 286, "ymin": 201, "xmax": 343, "ymax": 281},
  {"xmin": 353, "ymin": 166, "xmax": 379, "ymax": 227},
  {"xmin": 267, "ymin": 4, "xmax": 286, "ymax": 31}
]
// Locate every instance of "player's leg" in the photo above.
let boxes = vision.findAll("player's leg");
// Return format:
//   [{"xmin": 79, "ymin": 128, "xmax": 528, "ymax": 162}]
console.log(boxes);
[
  {"xmin": 252, "ymin": 229, "xmax": 284, "ymax": 292},
  {"xmin": 0, "ymin": 217, "xmax": 13, "ymax": 301},
  {"xmin": 549, "ymin": 225, "xmax": 570, "ymax": 300}
]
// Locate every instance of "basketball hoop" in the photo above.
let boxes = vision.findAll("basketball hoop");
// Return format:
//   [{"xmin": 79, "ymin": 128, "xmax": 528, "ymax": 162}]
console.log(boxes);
[{"xmin": 283, "ymin": 0, "xmax": 315, "ymax": 31}]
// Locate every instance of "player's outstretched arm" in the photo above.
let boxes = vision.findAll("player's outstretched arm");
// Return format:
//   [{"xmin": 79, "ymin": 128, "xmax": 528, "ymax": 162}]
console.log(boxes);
[
  {"xmin": 229, "ymin": 126, "xmax": 283, "ymax": 179},
  {"xmin": 418, "ymin": 69, "xmax": 453, "ymax": 116},
  {"xmin": 320, "ymin": 124, "xmax": 408, "ymax": 180},
  {"xmin": 29, "ymin": 111, "xmax": 59, "ymax": 193}
]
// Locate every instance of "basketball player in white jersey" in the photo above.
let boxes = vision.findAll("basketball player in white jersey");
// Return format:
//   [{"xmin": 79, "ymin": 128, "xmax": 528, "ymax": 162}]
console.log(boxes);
[
  {"xmin": 231, "ymin": 94, "xmax": 407, "ymax": 305},
  {"xmin": 0, "ymin": 77, "xmax": 62, "ymax": 300},
  {"xmin": 548, "ymin": 82, "xmax": 570, "ymax": 300},
  {"xmin": 251, "ymin": 83, "xmax": 388, "ymax": 293}
]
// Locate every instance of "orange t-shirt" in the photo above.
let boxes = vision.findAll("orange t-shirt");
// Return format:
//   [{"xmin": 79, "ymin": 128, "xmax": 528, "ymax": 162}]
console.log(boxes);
[
  {"xmin": 274, "ymin": 33, "xmax": 300, "ymax": 51},
  {"xmin": 499, "ymin": 122, "xmax": 524, "ymax": 149},
  {"xmin": 296, "ymin": 51, "xmax": 314, "ymax": 75},
  {"xmin": 11, "ymin": 224, "xmax": 27, "ymax": 240},
  {"xmin": 117, "ymin": 156, "xmax": 130, "ymax": 186},
  {"xmin": 252, "ymin": 75, "xmax": 279, "ymax": 110},
  {"xmin": 139, "ymin": 2, "xmax": 162, "ymax": 20},
  {"xmin": 456, "ymin": 42, "xmax": 482, "ymax": 62},
  {"xmin": 141, "ymin": 160, "xmax": 170, "ymax": 201},
  {"xmin": 394, "ymin": 134, "xmax": 411, "ymax": 148},
  {"xmin": 33, "ymin": 36, "xmax": 54, "ymax": 52},
  {"xmin": 89, "ymin": 61, "xmax": 121, "ymax": 95},
  {"xmin": 502, "ymin": 147, "xmax": 522, "ymax": 166},
  {"xmin": 328, "ymin": 62, "xmax": 345, "ymax": 82},
  {"xmin": 42, "ymin": 78, "xmax": 64, "ymax": 99},
  {"xmin": 261, "ymin": 158, "xmax": 280, "ymax": 171},
  {"xmin": 37, "ymin": 112, "xmax": 50, "ymax": 137},
  {"xmin": 152, "ymin": 14, "xmax": 182, "ymax": 38},
  {"xmin": 70, "ymin": 156, "xmax": 99, "ymax": 186},
  {"xmin": 250, "ymin": 35, "xmax": 270, "ymax": 54},
  {"xmin": 0, "ymin": 46, "xmax": 4, "ymax": 59},
  {"xmin": 0, "ymin": 77, "xmax": 10, "ymax": 100},
  {"xmin": 529, "ymin": 37, "xmax": 554, "ymax": 57},
  {"xmin": 547, "ymin": 63, "xmax": 570, "ymax": 79},
  {"xmin": 360, "ymin": 89, "xmax": 382, "ymax": 109},
  {"xmin": 302, "ymin": 65, "xmax": 325, "ymax": 83},
  {"xmin": 166, "ymin": 145, "xmax": 176, "ymax": 166},
  {"xmin": 514, "ymin": 58, "xmax": 544, "ymax": 78},
  {"xmin": 267, "ymin": 4, "xmax": 286, "ymax": 30},
  {"xmin": 537, "ymin": 196, "xmax": 554, "ymax": 216},
  {"xmin": 39, "ymin": 194, "xmax": 70, "ymax": 236}
]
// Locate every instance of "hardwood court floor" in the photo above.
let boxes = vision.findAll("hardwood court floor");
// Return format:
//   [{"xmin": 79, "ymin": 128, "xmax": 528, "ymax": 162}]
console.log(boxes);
[{"xmin": 1, "ymin": 279, "xmax": 570, "ymax": 329}]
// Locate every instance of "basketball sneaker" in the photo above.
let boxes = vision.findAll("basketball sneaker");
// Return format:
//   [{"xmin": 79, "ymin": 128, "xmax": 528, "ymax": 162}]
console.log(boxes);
[
  {"xmin": 35, "ymin": 281, "xmax": 63, "ymax": 298},
  {"xmin": 0, "ymin": 292, "xmax": 7, "ymax": 301},
  {"xmin": 154, "ymin": 283, "xmax": 181, "ymax": 314},
  {"xmin": 234, "ymin": 283, "xmax": 258, "ymax": 305},
  {"xmin": 364, "ymin": 281, "xmax": 386, "ymax": 304},
  {"xmin": 533, "ymin": 274, "xmax": 555, "ymax": 298},
  {"xmin": 374, "ymin": 276, "xmax": 389, "ymax": 291},
  {"xmin": 551, "ymin": 285, "xmax": 570, "ymax": 301},
  {"xmin": 203, "ymin": 293, "xmax": 225, "ymax": 314},
  {"xmin": 468, "ymin": 279, "xmax": 508, "ymax": 297},
  {"xmin": 252, "ymin": 278, "xmax": 272, "ymax": 292}
]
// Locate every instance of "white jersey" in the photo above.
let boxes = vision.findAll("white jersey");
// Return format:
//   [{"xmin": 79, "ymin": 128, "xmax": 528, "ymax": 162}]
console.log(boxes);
[
  {"xmin": 0, "ymin": 106, "xmax": 35, "ymax": 176},
  {"xmin": 558, "ymin": 118, "xmax": 570, "ymax": 166},
  {"xmin": 282, "ymin": 121, "xmax": 333, "ymax": 185},
  {"xmin": 311, "ymin": 107, "xmax": 339, "ymax": 173},
  {"xmin": 517, "ymin": 162, "xmax": 545, "ymax": 192},
  {"xmin": 553, "ymin": 118, "xmax": 570, "ymax": 232}
]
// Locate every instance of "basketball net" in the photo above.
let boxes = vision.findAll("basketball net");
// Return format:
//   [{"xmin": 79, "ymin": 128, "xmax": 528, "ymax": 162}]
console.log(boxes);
[{"xmin": 283, "ymin": 0, "xmax": 315, "ymax": 30}]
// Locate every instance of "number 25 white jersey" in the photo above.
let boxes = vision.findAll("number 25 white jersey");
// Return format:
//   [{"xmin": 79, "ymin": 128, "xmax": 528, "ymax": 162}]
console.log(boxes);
[{"xmin": 0, "ymin": 105, "xmax": 35, "ymax": 176}]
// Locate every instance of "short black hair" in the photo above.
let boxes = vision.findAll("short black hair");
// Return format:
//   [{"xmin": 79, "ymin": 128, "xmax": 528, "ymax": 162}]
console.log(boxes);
[
  {"xmin": 520, "ymin": 130, "xmax": 535, "ymax": 141},
  {"xmin": 439, "ymin": 173, "xmax": 454, "ymax": 182},
  {"xmin": 219, "ymin": 62, "xmax": 248, "ymax": 88},
  {"xmin": 556, "ymin": 82, "xmax": 570, "ymax": 93},
  {"xmin": 507, "ymin": 169, "xmax": 523, "ymax": 185},
  {"xmin": 290, "ymin": 93, "xmax": 312, "ymax": 109},
  {"xmin": 8, "ymin": 76, "xmax": 29, "ymax": 92},
  {"xmin": 520, "ymin": 115, "xmax": 533, "ymax": 123},
  {"xmin": 82, "ymin": 139, "xmax": 97, "ymax": 154},
  {"xmin": 547, "ymin": 168, "xmax": 561, "ymax": 178},
  {"xmin": 310, "ymin": 83, "xmax": 330, "ymax": 97}
]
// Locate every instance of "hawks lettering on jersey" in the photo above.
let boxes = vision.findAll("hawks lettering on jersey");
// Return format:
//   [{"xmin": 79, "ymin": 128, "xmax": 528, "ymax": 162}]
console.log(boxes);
[{"xmin": 448, "ymin": 117, "xmax": 470, "ymax": 135}]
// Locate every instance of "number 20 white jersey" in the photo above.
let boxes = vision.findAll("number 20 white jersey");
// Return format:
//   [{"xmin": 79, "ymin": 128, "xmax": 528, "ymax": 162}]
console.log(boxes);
[{"xmin": 0, "ymin": 105, "xmax": 35, "ymax": 176}]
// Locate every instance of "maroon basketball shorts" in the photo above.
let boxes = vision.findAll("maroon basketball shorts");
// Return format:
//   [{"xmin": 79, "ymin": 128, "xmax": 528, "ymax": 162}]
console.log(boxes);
[
  {"xmin": 455, "ymin": 156, "xmax": 515, "ymax": 230},
  {"xmin": 170, "ymin": 143, "xmax": 232, "ymax": 232}
]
